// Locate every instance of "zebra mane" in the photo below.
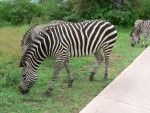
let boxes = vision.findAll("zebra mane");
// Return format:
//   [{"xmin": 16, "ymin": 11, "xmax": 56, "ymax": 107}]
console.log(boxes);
[
  {"xmin": 20, "ymin": 39, "xmax": 34, "ymax": 67},
  {"xmin": 21, "ymin": 21, "xmax": 68, "ymax": 48},
  {"xmin": 131, "ymin": 21, "xmax": 143, "ymax": 37},
  {"xmin": 19, "ymin": 57, "xmax": 25, "ymax": 67},
  {"xmin": 130, "ymin": 29, "xmax": 134, "ymax": 36},
  {"xmin": 20, "ymin": 32, "xmax": 45, "ymax": 67},
  {"xmin": 21, "ymin": 24, "xmax": 38, "ymax": 47},
  {"xmin": 131, "ymin": 19, "xmax": 144, "ymax": 35}
]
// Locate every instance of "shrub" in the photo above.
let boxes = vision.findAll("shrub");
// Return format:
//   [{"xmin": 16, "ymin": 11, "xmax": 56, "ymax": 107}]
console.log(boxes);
[
  {"xmin": 105, "ymin": 9, "xmax": 132, "ymax": 26},
  {"xmin": 0, "ymin": 0, "xmax": 43, "ymax": 25},
  {"xmin": 138, "ymin": 0, "xmax": 150, "ymax": 19}
]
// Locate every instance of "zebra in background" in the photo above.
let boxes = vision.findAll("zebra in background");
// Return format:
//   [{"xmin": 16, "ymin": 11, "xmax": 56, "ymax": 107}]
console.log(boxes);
[
  {"xmin": 19, "ymin": 20, "xmax": 117, "ymax": 96},
  {"xmin": 131, "ymin": 20, "xmax": 150, "ymax": 47},
  {"xmin": 21, "ymin": 20, "xmax": 67, "ymax": 52}
]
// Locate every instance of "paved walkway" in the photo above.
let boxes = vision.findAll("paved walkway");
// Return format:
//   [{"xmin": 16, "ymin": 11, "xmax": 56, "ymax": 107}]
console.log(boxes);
[{"xmin": 80, "ymin": 47, "xmax": 150, "ymax": 113}]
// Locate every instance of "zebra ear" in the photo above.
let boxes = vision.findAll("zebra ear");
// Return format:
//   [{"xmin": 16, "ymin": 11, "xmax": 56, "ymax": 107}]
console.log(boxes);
[
  {"xmin": 130, "ymin": 29, "xmax": 134, "ymax": 37},
  {"xmin": 130, "ymin": 33, "xmax": 133, "ymax": 37},
  {"xmin": 19, "ymin": 61, "xmax": 24, "ymax": 67},
  {"xmin": 19, "ymin": 58, "xmax": 25, "ymax": 67}
]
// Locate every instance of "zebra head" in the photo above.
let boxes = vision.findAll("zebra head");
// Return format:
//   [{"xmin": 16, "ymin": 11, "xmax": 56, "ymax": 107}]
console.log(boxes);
[
  {"xmin": 130, "ymin": 23, "xmax": 142, "ymax": 46},
  {"xmin": 19, "ymin": 57, "xmax": 38, "ymax": 94}
]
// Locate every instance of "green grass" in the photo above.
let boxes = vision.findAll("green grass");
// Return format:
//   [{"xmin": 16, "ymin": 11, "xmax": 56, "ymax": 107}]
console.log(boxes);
[{"xmin": 0, "ymin": 25, "xmax": 146, "ymax": 113}]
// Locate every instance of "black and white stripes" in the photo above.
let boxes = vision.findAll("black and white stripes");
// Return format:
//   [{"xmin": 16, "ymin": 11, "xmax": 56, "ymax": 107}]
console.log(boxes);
[
  {"xmin": 131, "ymin": 20, "xmax": 150, "ymax": 47},
  {"xmin": 21, "ymin": 20, "xmax": 67, "ymax": 52},
  {"xmin": 19, "ymin": 20, "xmax": 117, "ymax": 96}
]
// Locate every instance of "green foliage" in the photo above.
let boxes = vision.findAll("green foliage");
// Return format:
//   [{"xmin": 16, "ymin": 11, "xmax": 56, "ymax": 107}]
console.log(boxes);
[
  {"xmin": 105, "ymin": 9, "xmax": 132, "ymax": 25},
  {"xmin": 0, "ymin": 0, "xmax": 150, "ymax": 26},
  {"xmin": 0, "ymin": 19, "xmax": 12, "ymax": 27},
  {"xmin": 0, "ymin": 0, "xmax": 43, "ymax": 25},
  {"xmin": 138, "ymin": 0, "xmax": 150, "ymax": 19},
  {"xmin": 61, "ymin": 0, "xmax": 141, "ymax": 26},
  {"xmin": 63, "ymin": 13, "xmax": 81, "ymax": 22}
]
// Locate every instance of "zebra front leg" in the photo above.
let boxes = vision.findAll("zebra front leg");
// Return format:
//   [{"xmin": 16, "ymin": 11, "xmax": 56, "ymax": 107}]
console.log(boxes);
[
  {"xmin": 64, "ymin": 59, "xmax": 74, "ymax": 88},
  {"xmin": 138, "ymin": 35, "xmax": 140, "ymax": 44},
  {"xmin": 89, "ymin": 51, "xmax": 103, "ymax": 81},
  {"xmin": 44, "ymin": 61, "xmax": 64, "ymax": 97}
]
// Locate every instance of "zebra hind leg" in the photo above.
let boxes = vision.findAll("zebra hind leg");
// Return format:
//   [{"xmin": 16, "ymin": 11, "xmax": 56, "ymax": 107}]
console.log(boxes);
[
  {"xmin": 89, "ymin": 51, "xmax": 103, "ymax": 81},
  {"xmin": 141, "ymin": 37, "xmax": 145, "ymax": 48},
  {"xmin": 104, "ymin": 48, "xmax": 112, "ymax": 80},
  {"xmin": 104, "ymin": 58, "xmax": 109, "ymax": 80},
  {"xmin": 145, "ymin": 37, "xmax": 148, "ymax": 48},
  {"xmin": 64, "ymin": 59, "xmax": 74, "ymax": 88},
  {"xmin": 44, "ymin": 60, "xmax": 64, "ymax": 97}
]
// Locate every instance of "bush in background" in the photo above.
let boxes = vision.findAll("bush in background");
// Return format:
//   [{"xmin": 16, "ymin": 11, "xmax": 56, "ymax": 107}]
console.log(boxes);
[
  {"xmin": 0, "ymin": 0, "xmax": 43, "ymax": 25},
  {"xmin": 0, "ymin": 0, "xmax": 150, "ymax": 26}
]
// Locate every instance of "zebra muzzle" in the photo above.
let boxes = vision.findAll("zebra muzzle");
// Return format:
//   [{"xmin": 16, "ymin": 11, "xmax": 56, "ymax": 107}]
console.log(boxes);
[
  {"xmin": 19, "ymin": 86, "xmax": 29, "ymax": 94},
  {"xmin": 131, "ymin": 43, "xmax": 135, "ymax": 47}
]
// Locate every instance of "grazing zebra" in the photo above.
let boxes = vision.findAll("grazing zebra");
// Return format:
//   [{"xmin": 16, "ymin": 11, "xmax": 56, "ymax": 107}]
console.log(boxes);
[
  {"xmin": 19, "ymin": 20, "xmax": 117, "ymax": 96},
  {"xmin": 131, "ymin": 20, "xmax": 150, "ymax": 47},
  {"xmin": 21, "ymin": 20, "xmax": 67, "ymax": 52}
]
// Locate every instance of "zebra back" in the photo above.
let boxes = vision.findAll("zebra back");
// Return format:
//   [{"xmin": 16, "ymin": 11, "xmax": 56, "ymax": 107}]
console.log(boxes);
[{"xmin": 48, "ymin": 20, "xmax": 69, "ymax": 26}]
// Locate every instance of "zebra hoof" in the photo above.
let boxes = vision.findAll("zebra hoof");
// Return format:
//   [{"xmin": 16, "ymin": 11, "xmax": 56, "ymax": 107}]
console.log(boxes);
[
  {"xmin": 145, "ymin": 45, "xmax": 148, "ymax": 48},
  {"xmin": 89, "ymin": 75, "xmax": 94, "ymax": 81},
  {"xmin": 20, "ymin": 89, "xmax": 29, "ymax": 94},
  {"xmin": 44, "ymin": 91, "xmax": 51, "ymax": 97},
  {"xmin": 89, "ymin": 72, "xmax": 95, "ymax": 81},
  {"xmin": 44, "ymin": 92, "xmax": 51, "ymax": 97},
  {"xmin": 68, "ymin": 79, "xmax": 74, "ymax": 88},
  {"xmin": 68, "ymin": 84, "xmax": 72, "ymax": 88}
]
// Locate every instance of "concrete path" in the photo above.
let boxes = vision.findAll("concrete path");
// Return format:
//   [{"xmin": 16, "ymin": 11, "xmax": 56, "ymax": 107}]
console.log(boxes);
[{"xmin": 80, "ymin": 47, "xmax": 150, "ymax": 113}]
